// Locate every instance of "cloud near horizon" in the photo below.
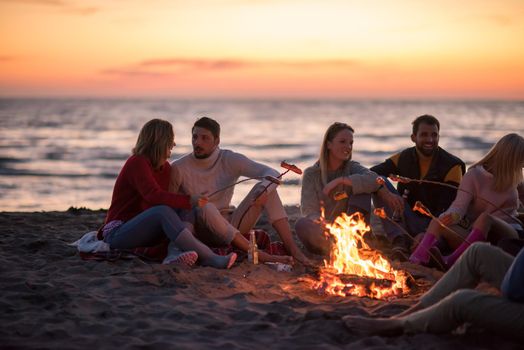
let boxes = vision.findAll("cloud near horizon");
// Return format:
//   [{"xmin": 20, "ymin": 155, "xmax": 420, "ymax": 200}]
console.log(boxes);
[
  {"xmin": 1, "ymin": 0, "xmax": 99, "ymax": 15},
  {"xmin": 0, "ymin": 56, "xmax": 17, "ymax": 62},
  {"xmin": 101, "ymin": 58, "xmax": 359, "ymax": 78}
]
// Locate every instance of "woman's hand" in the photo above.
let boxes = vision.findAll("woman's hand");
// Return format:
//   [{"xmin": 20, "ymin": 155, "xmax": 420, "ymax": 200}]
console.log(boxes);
[
  {"xmin": 323, "ymin": 177, "xmax": 348, "ymax": 197},
  {"xmin": 191, "ymin": 194, "xmax": 209, "ymax": 208},
  {"xmin": 439, "ymin": 212, "xmax": 460, "ymax": 226}
]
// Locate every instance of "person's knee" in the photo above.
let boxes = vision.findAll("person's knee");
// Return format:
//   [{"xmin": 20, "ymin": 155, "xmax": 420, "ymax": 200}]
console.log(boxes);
[
  {"xmin": 459, "ymin": 242, "xmax": 498, "ymax": 267},
  {"xmin": 149, "ymin": 205, "xmax": 174, "ymax": 218},
  {"xmin": 474, "ymin": 212, "xmax": 493, "ymax": 228},
  {"xmin": 295, "ymin": 217, "xmax": 314, "ymax": 240},
  {"xmin": 295, "ymin": 217, "xmax": 329, "ymax": 255},
  {"xmin": 465, "ymin": 242, "xmax": 494, "ymax": 259},
  {"xmin": 444, "ymin": 289, "xmax": 485, "ymax": 322},
  {"xmin": 200, "ymin": 202, "xmax": 219, "ymax": 220},
  {"xmin": 183, "ymin": 221, "xmax": 194, "ymax": 233},
  {"xmin": 445, "ymin": 289, "xmax": 479, "ymax": 310}
]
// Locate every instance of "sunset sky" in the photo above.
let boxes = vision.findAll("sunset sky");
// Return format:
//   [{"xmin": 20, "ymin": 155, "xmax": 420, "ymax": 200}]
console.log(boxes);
[{"xmin": 1, "ymin": 0, "xmax": 524, "ymax": 99}]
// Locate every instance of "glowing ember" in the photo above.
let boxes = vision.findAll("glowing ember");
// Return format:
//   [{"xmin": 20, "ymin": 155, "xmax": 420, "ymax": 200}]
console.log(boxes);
[
  {"xmin": 413, "ymin": 201, "xmax": 433, "ymax": 217},
  {"xmin": 388, "ymin": 174, "xmax": 410, "ymax": 183},
  {"xmin": 333, "ymin": 191, "xmax": 348, "ymax": 201},
  {"xmin": 373, "ymin": 207, "xmax": 387, "ymax": 219},
  {"xmin": 313, "ymin": 212, "xmax": 410, "ymax": 299},
  {"xmin": 375, "ymin": 177, "xmax": 386, "ymax": 186}
]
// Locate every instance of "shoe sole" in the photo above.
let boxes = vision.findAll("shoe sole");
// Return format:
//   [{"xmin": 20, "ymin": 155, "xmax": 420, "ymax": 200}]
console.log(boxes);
[
  {"xmin": 165, "ymin": 251, "xmax": 198, "ymax": 267},
  {"xmin": 226, "ymin": 253, "xmax": 237, "ymax": 269}
]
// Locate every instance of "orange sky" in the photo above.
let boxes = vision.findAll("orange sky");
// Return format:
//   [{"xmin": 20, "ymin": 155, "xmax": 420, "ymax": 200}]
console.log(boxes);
[{"xmin": 1, "ymin": 0, "xmax": 524, "ymax": 99}]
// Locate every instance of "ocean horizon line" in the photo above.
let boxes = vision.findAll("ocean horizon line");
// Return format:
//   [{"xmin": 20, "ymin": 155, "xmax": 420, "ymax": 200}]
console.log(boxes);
[{"xmin": 1, "ymin": 96, "xmax": 523, "ymax": 103}]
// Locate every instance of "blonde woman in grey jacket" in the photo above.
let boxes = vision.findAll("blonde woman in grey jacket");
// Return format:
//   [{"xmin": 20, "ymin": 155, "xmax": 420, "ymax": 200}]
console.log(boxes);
[{"xmin": 296, "ymin": 122, "xmax": 402, "ymax": 256}]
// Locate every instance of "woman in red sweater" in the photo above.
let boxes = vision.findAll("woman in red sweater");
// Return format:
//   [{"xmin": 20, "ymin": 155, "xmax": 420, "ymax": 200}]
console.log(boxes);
[{"xmin": 101, "ymin": 119, "xmax": 236, "ymax": 269}]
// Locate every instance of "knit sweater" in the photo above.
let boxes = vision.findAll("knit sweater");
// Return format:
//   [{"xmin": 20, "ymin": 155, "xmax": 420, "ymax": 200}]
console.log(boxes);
[
  {"xmin": 171, "ymin": 148, "xmax": 279, "ymax": 211},
  {"xmin": 300, "ymin": 161, "xmax": 380, "ymax": 221},
  {"xmin": 442, "ymin": 166, "xmax": 520, "ymax": 226},
  {"xmin": 105, "ymin": 155, "xmax": 191, "ymax": 224}
]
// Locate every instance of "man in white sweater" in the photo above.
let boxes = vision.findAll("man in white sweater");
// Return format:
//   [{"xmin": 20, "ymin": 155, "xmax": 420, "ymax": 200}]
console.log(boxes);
[{"xmin": 170, "ymin": 117, "xmax": 310, "ymax": 265}]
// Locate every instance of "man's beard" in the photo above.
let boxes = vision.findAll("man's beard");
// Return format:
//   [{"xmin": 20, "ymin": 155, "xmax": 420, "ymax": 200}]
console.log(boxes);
[
  {"xmin": 417, "ymin": 145, "xmax": 436, "ymax": 157},
  {"xmin": 193, "ymin": 147, "xmax": 212, "ymax": 159}
]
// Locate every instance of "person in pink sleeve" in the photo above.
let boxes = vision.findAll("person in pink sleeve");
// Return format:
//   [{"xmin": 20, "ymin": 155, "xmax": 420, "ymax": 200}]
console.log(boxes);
[
  {"xmin": 100, "ymin": 119, "xmax": 236, "ymax": 269},
  {"xmin": 409, "ymin": 133, "xmax": 524, "ymax": 269}
]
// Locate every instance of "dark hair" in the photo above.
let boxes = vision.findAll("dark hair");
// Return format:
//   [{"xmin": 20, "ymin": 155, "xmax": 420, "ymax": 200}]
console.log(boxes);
[
  {"xmin": 412, "ymin": 114, "xmax": 440, "ymax": 135},
  {"xmin": 193, "ymin": 117, "xmax": 220, "ymax": 138}
]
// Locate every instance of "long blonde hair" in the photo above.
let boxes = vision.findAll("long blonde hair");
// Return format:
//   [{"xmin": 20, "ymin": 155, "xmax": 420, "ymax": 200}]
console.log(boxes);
[
  {"xmin": 319, "ymin": 122, "xmax": 354, "ymax": 186},
  {"xmin": 133, "ymin": 119, "xmax": 174, "ymax": 169},
  {"xmin": 470, "ymin": 133, "xmax": 524, "ymax": 191}
]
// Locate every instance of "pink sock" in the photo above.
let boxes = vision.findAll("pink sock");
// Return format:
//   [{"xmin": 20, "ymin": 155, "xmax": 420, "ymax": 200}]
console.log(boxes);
[
  {"xmin": 409, "ymin": 233, "xmax": 437, "ymax": 264},
  {"xmin": 444, "ymin": 228, "xmax": 486, "ymax": 267}
]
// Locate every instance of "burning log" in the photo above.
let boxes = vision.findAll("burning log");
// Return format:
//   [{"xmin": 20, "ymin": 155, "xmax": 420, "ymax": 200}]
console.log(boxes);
[
  {"xmin": 311, "ymin": 212, "xmax": 410, "ymax": 299},
  {"xmin": 337, "ymin": 273, "xmax": 395, "ymax": 288},
  {"xmin": 314, "ymin": 273, "xmax": 403, "ymax": 298}
]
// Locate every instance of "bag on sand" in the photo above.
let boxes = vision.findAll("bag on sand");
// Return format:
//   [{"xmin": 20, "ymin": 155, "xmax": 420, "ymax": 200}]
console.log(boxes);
[{"xmin": 71, "ymin": 231, "xmax": 169, "ymax": 262}]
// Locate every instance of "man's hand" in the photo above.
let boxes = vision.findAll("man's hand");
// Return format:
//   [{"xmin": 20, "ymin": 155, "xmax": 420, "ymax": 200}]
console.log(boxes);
[{"xmin": 379, "ymin": 190, "xmax": 404, "ymax": 214}]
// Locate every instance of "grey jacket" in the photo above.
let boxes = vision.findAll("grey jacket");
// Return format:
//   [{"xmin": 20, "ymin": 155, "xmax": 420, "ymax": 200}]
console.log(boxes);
[{"xmin": 300, "ymin": 161, "xmax": 380, "ymax": 221}]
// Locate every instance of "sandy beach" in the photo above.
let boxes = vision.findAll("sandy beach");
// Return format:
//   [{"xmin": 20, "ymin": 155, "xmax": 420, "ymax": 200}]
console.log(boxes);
[{"xmin": 0, "ymin": 207, "xmax": 521, "ymax": 349}]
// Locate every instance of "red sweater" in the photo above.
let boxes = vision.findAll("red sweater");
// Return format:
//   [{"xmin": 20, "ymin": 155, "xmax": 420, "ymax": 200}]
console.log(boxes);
[{"xmin": 105, "ymin": 155, "xmax": 191, "ymax": 224}]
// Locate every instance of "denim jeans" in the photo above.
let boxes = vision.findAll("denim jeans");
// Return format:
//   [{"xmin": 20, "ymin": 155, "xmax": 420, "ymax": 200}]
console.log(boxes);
[{"xmin": 106, "ymin": 205, "xmax": 186, "ymax": 249}]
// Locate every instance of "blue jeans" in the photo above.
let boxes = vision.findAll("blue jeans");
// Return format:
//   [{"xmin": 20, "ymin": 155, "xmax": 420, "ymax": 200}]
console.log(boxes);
[{"xmin": 106, "ymin": 205, "xmax": 187, "ymax": 249}]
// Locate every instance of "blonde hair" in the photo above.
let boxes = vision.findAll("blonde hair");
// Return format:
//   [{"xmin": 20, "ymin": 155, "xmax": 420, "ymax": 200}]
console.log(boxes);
[
  {"xmin": 470, "ymin": 133, "xmax": 524, "ymax": 191},
  {"xmin": 133, "ymin": 119, "xmax": 174, "ymax": 169},
  {"xmin": 319, "ymin": 122, "xmax": 354, "ymax": 186}
]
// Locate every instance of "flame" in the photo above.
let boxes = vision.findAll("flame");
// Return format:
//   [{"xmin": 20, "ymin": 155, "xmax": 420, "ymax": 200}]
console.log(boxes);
[
  {"xmin": 413, "ymin": 201, "xmax": 433, "ymax": 217},
  {"xmin": 313, "ymin": 212, "xmax": 409, "ymax": 299},
  {"xmin": 388, "ymin": 174, "xmax": 410, "ymax": 183},
  {"xmin": 373, "ymin": 207, "xmax": 387, "ymax": 219}
]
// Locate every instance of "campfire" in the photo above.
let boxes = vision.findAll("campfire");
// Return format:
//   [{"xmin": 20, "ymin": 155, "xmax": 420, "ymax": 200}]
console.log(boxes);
[{"xmin": 313, "ymin": 212, "xmax": 410, "ymax": 299}]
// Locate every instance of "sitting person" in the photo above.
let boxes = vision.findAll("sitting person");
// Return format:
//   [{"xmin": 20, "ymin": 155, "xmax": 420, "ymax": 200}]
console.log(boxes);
[
  {"xmin": 295, "ymin": 122, "xmax": 401, "ymax": 256},
  {"xmin": 170, "ymin": 117, "xmax": 308, "ymax": 265},
  {"xmin": 100, "ymin": 118, "xmax": 236, "ymax": 269},
  {"xmin": 343, "ymin": 242, "xmax": 524, "ymax": 341},
  {"xmin": 497, "ymin": 188, "xmax": 524, "ymax": 256},
  {"xmin": 410, "ymin": 133, "xmax": 524, "ymax": 269},
  {"xmin": 371, "ymin": 115, "xmax": 465, "ymax": 258}
]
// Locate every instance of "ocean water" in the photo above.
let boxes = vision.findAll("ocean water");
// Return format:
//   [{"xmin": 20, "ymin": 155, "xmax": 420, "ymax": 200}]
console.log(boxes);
[{"xmin": 1, "ymin": 98, "xmax": 523, "ymax": 211}]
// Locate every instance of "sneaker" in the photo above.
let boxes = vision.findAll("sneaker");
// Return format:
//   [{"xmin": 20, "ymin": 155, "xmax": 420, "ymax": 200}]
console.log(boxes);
[
  {"xmin": 391, "ymin": 246, "xmax": 409, "ymax": 261},
  {"xmin": 163, "ymin": 251, "xmax": 198, "ymax": 267},
  {"xmin": 428, "ymin": 247, "xmax": 447, "ymax": 271}
]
